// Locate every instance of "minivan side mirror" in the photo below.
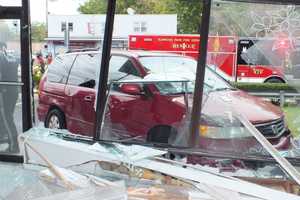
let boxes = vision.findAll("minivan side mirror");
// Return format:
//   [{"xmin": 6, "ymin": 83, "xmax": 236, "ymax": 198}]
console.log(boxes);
[{"xmin": 120, "ymin": 83, "xmax": 142, "ymax": 95}]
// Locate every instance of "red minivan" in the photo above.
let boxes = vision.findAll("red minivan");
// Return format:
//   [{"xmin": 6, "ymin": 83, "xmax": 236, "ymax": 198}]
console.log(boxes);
[{"xmin": 37, "ymin": 50, "xmax": 291, "ymax": 149}]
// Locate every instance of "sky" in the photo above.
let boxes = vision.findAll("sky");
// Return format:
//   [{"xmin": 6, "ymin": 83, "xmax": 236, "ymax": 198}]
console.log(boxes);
[
  {"xmin": 0, "ymin": 0, "xmax": 87, "ymax": 22},
  {"xmin": 31, "ymin": 0, "xmax": 88, "ymax": 22}
]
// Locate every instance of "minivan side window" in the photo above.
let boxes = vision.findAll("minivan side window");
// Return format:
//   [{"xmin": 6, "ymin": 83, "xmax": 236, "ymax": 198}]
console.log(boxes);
[
  {"xmin": 47, "ymin": 55, "xmax": 75, "ymax": 84},
  {"xmin": 67, "ymin": 53, "xmax": 100, "ymax": 88},
  {"xmin": 109, "ymin": 56, "xmax": 139, "ymax": 81}
]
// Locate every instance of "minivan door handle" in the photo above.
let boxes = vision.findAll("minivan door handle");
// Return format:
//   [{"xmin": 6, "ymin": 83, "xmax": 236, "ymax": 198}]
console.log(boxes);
[{"xmin": 84, "ymin": 95, "xmax": 92, "ymax": 102}]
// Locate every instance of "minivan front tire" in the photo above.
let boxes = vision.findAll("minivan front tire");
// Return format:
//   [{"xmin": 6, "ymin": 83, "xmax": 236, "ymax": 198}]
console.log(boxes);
[
  {"xmin": 147, "ymin": 126, "xmax": 177, "ymax": 144},
  {"xmin": 45, "ymin": 109, "xmax": 66, "ymax": 130}
]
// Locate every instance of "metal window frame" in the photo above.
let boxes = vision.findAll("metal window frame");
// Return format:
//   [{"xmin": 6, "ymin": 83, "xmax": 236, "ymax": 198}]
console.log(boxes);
[
  {"xmin": 0, "ymin": 7, "xmax": 22, "ymax": 19},
  {"xmin": 0, "ymin": 0, "xmax": 32, "ymax": 163},
  {"xmin": 0, "ymin": 1, "xmax": 32, "ymax": 131},
  {"xmin": 94, "ymin": 0, "xmax": 116, "ymax": 140},
  {"xmin": 189, "ymin": 0, "xmax": 212, "ymax": 147},
  {"xmin": 94, "ymin": 0, "xmax": 300, "ymax": 145},
  {"xmin": 21, "ymin": 0, "xmax": 33, "ymax": 134}
]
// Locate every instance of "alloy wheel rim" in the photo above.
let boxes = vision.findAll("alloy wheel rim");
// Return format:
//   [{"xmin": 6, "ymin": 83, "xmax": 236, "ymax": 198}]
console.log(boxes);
[{"xmin": 48, "ymin": 115, "xmax": 60, "ymax": 129}]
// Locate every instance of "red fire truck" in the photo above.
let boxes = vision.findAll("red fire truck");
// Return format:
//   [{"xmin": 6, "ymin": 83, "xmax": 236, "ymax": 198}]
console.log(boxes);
[{"xmin": 129, "ymin": 35, "xmax": 292, "ymax": 83}]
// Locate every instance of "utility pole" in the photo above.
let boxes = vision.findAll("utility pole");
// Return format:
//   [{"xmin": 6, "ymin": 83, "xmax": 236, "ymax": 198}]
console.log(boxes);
[
  {"xmin": 46, "ymin": 0, "xmax": 48, "ymax": 33},
  {"xmin": 46, "ymin": 0, "xmax": 58, "ymax": 34},
  {"xmin": 61, "ymin": 22, "xmax": 73, "ymax": 51}
]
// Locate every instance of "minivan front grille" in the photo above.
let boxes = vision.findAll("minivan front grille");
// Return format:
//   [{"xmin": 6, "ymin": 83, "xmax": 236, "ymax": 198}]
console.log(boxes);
[{"xmin": 254, "ymin": 117, "xmax": 286, "ymax": 138}]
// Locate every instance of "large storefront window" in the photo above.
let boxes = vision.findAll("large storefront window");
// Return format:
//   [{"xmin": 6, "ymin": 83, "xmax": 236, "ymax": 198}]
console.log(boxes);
[
  {"xmin": 2, "ymin": 0, "xmax": 300, "ymax": 199},
  {"xmin": 97, "ymin": 0, "xmax": 202, "ymax": 147},
  {"xmin": 196, "ymin": 0, "xmax": 300, "ymax": 185},
  {"xmin": 34, "ymin": 1, "xmax": 108, "ymax": 137}
]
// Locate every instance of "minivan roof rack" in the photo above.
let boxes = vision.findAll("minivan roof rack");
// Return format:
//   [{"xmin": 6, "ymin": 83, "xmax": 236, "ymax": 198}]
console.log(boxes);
[{"xmin": 66, "ymin": 48, "xmax": 100, "ymax": 53}]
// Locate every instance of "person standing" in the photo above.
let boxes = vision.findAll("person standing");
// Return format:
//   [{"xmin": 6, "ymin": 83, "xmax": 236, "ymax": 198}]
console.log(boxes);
[
  {"xmin": 36, "ymin": 52, "xmax": 46, "ymax": 73},
  {"xmin": 46, "ymin": 52, "xmax": 53, "ymax": 65}
]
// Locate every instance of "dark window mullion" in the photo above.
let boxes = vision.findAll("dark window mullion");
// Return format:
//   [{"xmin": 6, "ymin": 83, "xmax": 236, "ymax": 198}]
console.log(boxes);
[
  {"xmin": 20, "ymin": 0, "xmax": 32, "ymax": 132},
  {"xmin": 0, "ymin": 7, "xmax": 22, "ymax": 19}
]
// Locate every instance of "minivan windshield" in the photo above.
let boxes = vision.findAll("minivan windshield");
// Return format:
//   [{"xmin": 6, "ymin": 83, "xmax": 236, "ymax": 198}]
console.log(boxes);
[{"xmin": 139, "ymin": 56, "xmax": 232, "ymax": 94}]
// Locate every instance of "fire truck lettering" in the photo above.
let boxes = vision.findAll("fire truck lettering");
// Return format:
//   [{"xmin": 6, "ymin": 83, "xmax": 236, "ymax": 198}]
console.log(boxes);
[
  {"xmin": 253, "ymin": 68, "xmax": 264, "ymax": 75},
  {"xmin": 158, "ymin": 38, "xmax": 172, "ymax": 42},
  {"xmin": 240, "ymin": 40, "xmax": 249, "ymax": 44},
  {"xmin": 172, "ymin": 44, "xmax": 179, "ymax": 48}
]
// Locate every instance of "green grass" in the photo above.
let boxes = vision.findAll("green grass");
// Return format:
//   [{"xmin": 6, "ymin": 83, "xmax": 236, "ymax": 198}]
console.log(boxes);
[{"xmin": 283, "ymin": 106, "xmax": 300, "ymax": 137}]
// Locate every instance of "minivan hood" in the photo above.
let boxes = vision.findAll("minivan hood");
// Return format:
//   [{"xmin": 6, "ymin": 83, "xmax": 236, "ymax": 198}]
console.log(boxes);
[
  {"xmin": 202, "ymin": 90, "xmax": 283, "ymax": 124},
  {"xmin": 144, "ymin": 72, "xmax": 193, "ymax": 82}
]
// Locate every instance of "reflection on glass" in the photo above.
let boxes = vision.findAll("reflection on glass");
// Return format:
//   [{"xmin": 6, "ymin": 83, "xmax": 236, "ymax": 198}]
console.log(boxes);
[
  {"xmin": 200, "ymin": 0, "xmax": 300, "ymax": 185},
  {"xmin": 100, "ymin": 52, "xmax": 202, "ymax": 145},
  {"xmin": 205, "ymin": 0, "xmax": 296, "ymax": 151},
  {"xmin": 101, "ymin": 80, "xmax": 191, "ymax": 145}
]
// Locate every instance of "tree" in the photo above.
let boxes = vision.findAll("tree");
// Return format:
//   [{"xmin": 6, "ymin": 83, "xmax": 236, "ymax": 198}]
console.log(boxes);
[
  {"xmin": 31, "ymin": 23, "xmax": 47, "ymax": 42},
  {"xmin": 209, "ymin": 3, "xmax": 251, "ymax": 36},
  {"xmin": 78, "ymin": 0, "xmax": 107, "ymax": 14},
  {"xmin": 77, "ymin": 0, "xmax": 202, "ymax": 34},
  {"xmin": 78, "ymin": 0, "xmax": 173, "ymax": 14},
  {"xmin": 173, "ymin": 0, "xmax": 202, "ymax": 34}
]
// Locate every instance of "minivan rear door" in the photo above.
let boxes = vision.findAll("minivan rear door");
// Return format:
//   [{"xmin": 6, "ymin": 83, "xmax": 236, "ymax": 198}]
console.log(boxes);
[{"xmin": 38, "ymin": 54, "xmax": 76, "ymax": 122}]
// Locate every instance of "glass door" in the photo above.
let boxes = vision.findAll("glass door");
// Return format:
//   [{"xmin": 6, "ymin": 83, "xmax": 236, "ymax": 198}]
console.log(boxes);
[{"xmin": 0, "ymin": 19, "xmax": 22, "ymax": 154}]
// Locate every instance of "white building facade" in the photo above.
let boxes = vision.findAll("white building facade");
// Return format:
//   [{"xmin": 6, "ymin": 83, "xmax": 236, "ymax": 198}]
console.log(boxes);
[{"xmin": 46, "ymin": 14, "xmax": 177, "ymax": 54}]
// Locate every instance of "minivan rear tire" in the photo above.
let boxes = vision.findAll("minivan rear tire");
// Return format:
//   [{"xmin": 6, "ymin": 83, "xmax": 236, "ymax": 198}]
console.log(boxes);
[{"xmin": 45, "ymin": 109, "xmax": 66, "ymax": 130}]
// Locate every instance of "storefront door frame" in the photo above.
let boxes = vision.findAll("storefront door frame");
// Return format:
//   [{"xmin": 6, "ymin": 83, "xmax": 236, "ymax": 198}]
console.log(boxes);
[{"xmin": 0, "ymin": 0, "xmax": 32, "ymax": 163}]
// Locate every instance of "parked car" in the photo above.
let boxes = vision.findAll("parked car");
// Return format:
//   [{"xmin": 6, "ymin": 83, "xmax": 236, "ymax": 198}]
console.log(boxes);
[{"xmin": 37, "ymin": 50, "xmax": 291, "ymax": 150}]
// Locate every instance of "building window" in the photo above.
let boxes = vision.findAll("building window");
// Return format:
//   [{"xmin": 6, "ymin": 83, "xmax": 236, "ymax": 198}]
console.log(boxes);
[
  {"xmin": 133, "ymin": 22, "xmax": 147, "ymax": 33},
  {"xmin": 87, "ymin": 22, "xmax": 105, "ymax": 35}
]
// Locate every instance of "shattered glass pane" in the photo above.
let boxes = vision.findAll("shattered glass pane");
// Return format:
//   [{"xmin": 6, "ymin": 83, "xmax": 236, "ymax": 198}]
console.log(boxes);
[
  {"xmin": 17, "ymin": 128, "xmax": 300, "ymax": 198},
  {"xmin": 202, "ymin": 0, "xmax": 300, "ymax": 185}
]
